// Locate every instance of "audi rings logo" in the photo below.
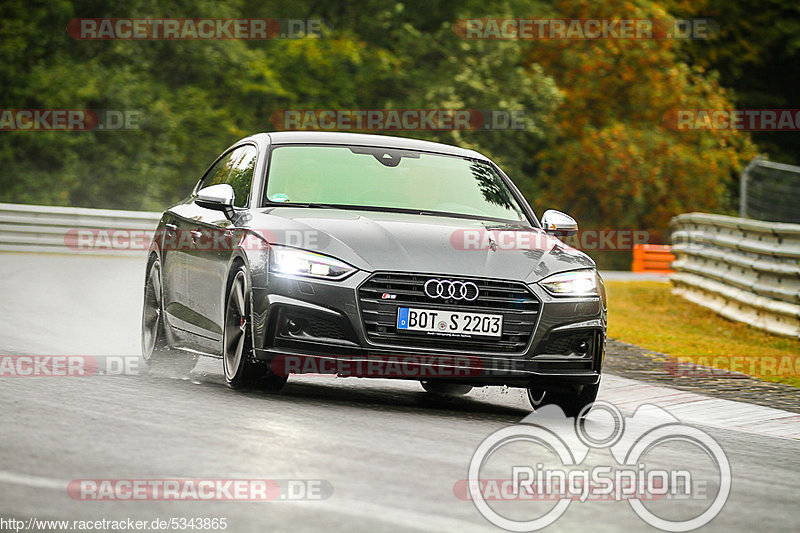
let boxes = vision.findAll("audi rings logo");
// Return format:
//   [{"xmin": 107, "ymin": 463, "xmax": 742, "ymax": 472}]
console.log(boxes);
[{"xmin": 423, "ymin": 279, "xmax": 479, "ymax": 301}]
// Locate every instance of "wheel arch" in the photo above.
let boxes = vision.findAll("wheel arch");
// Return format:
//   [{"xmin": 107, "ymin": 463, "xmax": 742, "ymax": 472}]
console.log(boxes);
[{"xmin": 225, "ymin": 239, "xmax": 270, "ymax": 354}]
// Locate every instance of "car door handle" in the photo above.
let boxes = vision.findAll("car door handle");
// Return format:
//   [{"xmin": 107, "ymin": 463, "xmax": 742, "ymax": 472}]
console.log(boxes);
[{"xmin": 165, "ymin": 223, "xmax": 177, "ymax": 232}]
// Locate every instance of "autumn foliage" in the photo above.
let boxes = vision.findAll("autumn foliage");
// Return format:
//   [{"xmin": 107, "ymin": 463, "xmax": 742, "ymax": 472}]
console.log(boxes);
[{"xmin": 527, "ymin": 0, "xmax": 756, "ymax": 231}]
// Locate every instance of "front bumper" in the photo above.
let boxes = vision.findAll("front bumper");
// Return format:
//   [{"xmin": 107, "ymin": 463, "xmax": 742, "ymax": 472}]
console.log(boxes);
[{"xmin": 251, "ymin": 270, "xmax": 606, "ymax": 388}]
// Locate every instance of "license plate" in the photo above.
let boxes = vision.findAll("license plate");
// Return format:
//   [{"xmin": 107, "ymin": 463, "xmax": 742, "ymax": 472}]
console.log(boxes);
[{"xmin": 396, "ymin": 307, "xmax": 502, "ymax": 337}]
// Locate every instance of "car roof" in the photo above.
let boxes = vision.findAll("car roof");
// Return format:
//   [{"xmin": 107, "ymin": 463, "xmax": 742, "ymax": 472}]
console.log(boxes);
[{"xmin": 245, "ymin": 131, "xmax": 488, "ymax": 160}]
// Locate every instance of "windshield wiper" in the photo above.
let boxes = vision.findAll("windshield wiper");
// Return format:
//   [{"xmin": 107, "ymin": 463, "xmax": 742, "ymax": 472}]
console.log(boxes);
[
  {"xmin": 269, "ymin": 202, "xmax": 337, "ymax": 209},
  {"xmin": 267, "ymin": 203, "xmax": 526, "ymax": 225}
]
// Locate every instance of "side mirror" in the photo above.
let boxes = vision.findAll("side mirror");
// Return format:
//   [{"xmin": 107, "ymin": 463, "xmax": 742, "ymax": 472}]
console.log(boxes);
[
  {"xmin": 196, "ymin": 184, "xmax": 235, "ymax": 220},
  {"xmin": 541, "ymin": 209, "xmax": 578, "ymax": 236}
]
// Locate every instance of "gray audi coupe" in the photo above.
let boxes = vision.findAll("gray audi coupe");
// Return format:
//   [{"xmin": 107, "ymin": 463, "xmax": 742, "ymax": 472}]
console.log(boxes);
[{"xmin": 142, "ymin": 131, "xmax": 607, "ymax": 415}]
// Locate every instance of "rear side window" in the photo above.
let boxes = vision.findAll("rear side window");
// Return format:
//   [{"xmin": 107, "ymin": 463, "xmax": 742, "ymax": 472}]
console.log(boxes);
[{"xmin": 199, "ymin": 145, "xmax": 258, "ymax": 208}]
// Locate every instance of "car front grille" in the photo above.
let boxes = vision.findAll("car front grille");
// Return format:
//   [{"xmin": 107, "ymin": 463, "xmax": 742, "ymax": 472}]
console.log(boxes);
[{"xmin": 358, "ymin": 272, "xmax": 540, "ymax": 354}]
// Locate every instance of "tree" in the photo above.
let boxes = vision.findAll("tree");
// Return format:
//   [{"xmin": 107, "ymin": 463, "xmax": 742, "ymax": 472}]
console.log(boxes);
[
  {"xmin": 666, "ymin": 0, "xmax": 800, "ymax": 164},
  {"xmin": 527, "ymin": 0, "xmax": 756, "ymax": 236}
]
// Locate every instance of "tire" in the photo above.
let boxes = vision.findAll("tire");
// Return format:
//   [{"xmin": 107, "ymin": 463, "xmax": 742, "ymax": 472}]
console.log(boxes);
[
  {"xmin": 420, "ymin": 380, "xmax": 473, "ymax": 396},
  {"xmin": 141, "ymin": 258, "xmax": 197, "ymax": 374},
  {"xmin": 527, "ymin": 382, "xmax": 600, "ymax": 418},
  {"xmin": 223, "ymin": 265, "xmax": 287, "ymax": 392}
]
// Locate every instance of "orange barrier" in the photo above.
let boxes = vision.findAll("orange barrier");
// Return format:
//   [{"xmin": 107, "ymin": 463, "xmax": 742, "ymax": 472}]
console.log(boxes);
[{"xmin": 632, "ymin": 244, "xmax": 674, "ymax": 274}]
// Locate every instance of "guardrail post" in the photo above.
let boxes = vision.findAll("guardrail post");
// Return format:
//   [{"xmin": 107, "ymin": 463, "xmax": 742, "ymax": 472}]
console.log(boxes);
[{"xmin": 739, "ymin": 156, "xmax": 760, "ymax": 219}]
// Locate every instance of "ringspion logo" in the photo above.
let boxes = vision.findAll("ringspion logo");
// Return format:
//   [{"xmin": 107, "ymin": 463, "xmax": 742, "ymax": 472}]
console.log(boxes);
[{"xmin": 463, "ymin": 402, "xmax": 730, "ymax": 531}]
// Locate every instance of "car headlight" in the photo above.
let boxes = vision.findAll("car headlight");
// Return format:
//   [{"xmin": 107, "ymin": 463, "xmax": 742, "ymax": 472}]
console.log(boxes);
[
  {"xmin": 539, "ymin": 269, "xmax": 598, "ymax": 296},
  {"xmin": 269, "ymin": 246, "xmax": 356, "ymax": 280}
]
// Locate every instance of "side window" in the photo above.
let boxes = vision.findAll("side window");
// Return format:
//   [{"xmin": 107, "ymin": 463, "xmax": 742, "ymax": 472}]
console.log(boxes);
[
  {"xmin": 226, "ymin": 145, "xmax": 257, "ymax": 208},
  {"xmin": 202, "ymin": 150, "xmax": 237, "ymax": 188}
]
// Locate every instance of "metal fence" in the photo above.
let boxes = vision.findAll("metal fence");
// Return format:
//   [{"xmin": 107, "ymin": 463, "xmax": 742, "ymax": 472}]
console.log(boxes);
[
  {"xmin": 0, "ymin": 202, "xmax": 160, "ymax": 256},
  {"xmin": 670, "ymin": 212, "xmax": 800, "ymax": 338},
  {"xmin": 740, "ymin": 157, "xmax": 800, "ymax": 224}
]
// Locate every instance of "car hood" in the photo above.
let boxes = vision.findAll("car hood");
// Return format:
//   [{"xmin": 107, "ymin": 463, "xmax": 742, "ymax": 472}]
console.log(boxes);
[{"xmin": 248, "ymin": 207, "xmax": 595, "ymax": 283}]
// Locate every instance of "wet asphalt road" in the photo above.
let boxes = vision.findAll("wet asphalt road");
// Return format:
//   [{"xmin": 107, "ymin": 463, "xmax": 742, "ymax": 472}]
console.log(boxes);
[{"xmin": 0, "ymin": 253, "xmax": 798, "ymax": 532}]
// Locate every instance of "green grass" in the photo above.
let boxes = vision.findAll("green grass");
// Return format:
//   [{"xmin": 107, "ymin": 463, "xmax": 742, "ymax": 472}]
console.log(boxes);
[{"xmin": 606, "ymin": 281, "xmax": 800, "ymax": 387}]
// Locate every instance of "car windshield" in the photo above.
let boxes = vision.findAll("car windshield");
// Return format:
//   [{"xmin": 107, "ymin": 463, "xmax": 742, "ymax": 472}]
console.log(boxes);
[{"xmin": 264, "ymin": 145, "xmax": 529, "ymax": 222}]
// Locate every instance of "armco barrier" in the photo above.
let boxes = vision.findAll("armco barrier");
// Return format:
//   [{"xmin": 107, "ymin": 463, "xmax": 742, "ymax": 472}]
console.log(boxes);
[
  {"xmin": 632, "ymin": 244, "xmax": 674, "ymax": 274},
  {"xmin": 0, "ymin": 202, "xmax": 161, "ymax": 256},
  {"xmin": 670, "ymin": 212, "xmax": 800, "ymax": 338}
]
